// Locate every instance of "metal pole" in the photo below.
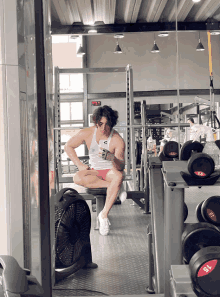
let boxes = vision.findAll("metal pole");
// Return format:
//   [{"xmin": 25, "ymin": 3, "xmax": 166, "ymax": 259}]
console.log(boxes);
[
  {"xmin": 146, "ymin": 225, "xmax": 155, "ymax": 294},
  {"xmin": 54, "ymin": 123, "xmax": 190, "ymax": 130},
  {"xmin": 126, "ymin": 65, "xmax": 131, "ymax": 175}
]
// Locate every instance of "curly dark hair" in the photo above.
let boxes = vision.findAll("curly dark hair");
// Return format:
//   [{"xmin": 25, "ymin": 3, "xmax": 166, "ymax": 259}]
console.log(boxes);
[{"xmin": 92, "ymin": 105, "xmax": 118, "ymax": 129}]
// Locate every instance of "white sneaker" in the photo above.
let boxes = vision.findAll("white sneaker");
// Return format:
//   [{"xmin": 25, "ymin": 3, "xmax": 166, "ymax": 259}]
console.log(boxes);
[
  {"xmin": 118, "ymin": 183, "xmax": 127, "ymax": 203},
  {"xmin": 98, "ymin": 211, "xmax": 111, "ymax": 236}
]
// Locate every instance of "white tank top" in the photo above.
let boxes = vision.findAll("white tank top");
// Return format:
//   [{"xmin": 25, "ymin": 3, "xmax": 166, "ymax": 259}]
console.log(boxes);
[{"xmin": 89, "ymin": 127, "xmax": 114, "ymax": 170}]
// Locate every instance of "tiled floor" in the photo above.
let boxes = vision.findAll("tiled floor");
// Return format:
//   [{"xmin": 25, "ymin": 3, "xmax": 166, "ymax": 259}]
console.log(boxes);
[{"xmin": 53, "ymin": 182, "xmax": 220, "ymax": 296}]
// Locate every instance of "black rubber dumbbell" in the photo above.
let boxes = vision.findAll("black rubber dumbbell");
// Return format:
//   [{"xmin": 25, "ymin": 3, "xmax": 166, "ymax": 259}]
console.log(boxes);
[
  {"xmin": 182, "ymin": 223, "xmax": 220, "ymax": 297},
  {"xmin": 180, "ymin": 140, "xmax": 215, "ymax": 179},
  {"xmin": 196, "ymin": 196, "xmax": 220, "ymax": 226}
]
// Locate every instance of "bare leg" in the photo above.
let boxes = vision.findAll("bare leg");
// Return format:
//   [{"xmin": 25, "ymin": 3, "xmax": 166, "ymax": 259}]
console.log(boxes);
[
  {"xmin": 74, "ymin": 169, "xmax": 110, "ymax": 188},
  {"xmin": 101, "ymin": 169, "xmax": 123, "ymax": 218}
]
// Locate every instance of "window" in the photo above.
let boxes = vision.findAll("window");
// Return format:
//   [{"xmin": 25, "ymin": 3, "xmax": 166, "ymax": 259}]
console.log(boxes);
[
  {"xmin": 60, "ymin": 102, "xmax": 84, "ymax": 159},
  {"xmin": 60, "ymin": 73, "xmax": 83, "ymax": 93}
]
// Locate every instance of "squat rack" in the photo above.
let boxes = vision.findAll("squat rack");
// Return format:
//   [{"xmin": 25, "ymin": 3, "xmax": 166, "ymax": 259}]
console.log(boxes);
[{"xmin": 54, "ymin": 65, "xmax": 137, "ymax": 190}]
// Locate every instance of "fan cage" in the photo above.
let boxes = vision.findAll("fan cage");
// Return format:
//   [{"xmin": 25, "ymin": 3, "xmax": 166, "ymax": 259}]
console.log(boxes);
[{"xmin": 55, "ymin": 198, "xmax": 91, "ymax": 268}]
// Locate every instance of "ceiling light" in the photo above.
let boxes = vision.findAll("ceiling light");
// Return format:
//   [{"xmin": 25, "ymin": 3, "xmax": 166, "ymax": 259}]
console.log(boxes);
[
  {"xmin": 192, "ymin": 0, "xmax": 201, "ymax": 3},
  {"xmin": 76, "ymin": 45, "xmax": 85, "ymax": 56},
  {"xmin": 114, "ymin": 34, "xmax": 124, "ymax": 39},
  {"xmin": 151, "ymin": 34, "xmax": 160, "ymax": 53},
  {"xmin": 196, "ymin": 32, "xmax": 205, "ymax": 51},
  {"xmin": 88, "ymin": 29, "xmax": 97, "ymax": 34},
  {"xmin": 114, "ymin": 44, "xmax": 122, "ymax": 54},
  {"xmin": 158, "ymin": 32, "xmax": 169, "ymax": 37},
  {"xmin": 114, "ymin": 42, "xmax": 122, "ymax": 54},
  {"xmin": 210, "ymin": 31, "xmax": 220, "ymax": 35},
  {"xmin": 151, "ymin": 42, "xmax": 160, "ymax": 53},
  {"xmin": 69, "ymin": 35, "xmax": 79, "ymax": 40}
]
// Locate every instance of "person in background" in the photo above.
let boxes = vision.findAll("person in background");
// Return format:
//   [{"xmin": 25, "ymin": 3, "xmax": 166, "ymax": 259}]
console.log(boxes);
[
  {"xmin": 159, "ymin": 128, "xmax": 177, "ymax": 155},
  {"xmin": 185, "ymin": 117, "xmax": 200, "ymax": 141},
  {"xmin": 64, "ymin": 105, "xmax": 126, "ymax": 236}
]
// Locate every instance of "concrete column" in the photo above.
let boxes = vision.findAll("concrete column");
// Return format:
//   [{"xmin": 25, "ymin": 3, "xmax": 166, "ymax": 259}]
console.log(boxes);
[{"xmin": 0, "ymin": 0, "xmax": 24, "ymax": 266}]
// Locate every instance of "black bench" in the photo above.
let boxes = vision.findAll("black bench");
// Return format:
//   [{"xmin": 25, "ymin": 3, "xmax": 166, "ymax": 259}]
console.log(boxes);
[{"xmin": 86, "ymin": 188, "xmax": 107, "ymax": 230}]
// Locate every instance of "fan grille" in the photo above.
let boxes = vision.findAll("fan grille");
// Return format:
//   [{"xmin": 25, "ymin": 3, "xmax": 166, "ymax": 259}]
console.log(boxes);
[{"xmin": 55, "ymin": 199, "xmax": 91, "ymax": 268}]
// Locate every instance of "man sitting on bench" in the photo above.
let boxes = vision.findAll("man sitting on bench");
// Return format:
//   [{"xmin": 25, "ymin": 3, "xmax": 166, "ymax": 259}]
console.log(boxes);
[{"xmin": 64, "ymin": 105, "xmax": 126, "ymax": 236}]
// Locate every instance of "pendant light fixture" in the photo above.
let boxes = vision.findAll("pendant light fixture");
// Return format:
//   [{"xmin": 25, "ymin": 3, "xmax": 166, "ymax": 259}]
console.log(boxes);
[
  {"xmin": 151, "ymin": 34, "xmax": 160, "ymax": 53},
  {"xmin": 76, "ymin": 44, "xmax": 85, "ymax": 56},
  {"xmin": 196, "ymin": 31, "xmax": 205, "ymax": 51},
  {"xmin": 114, "ymin": 34, "xmax": 124, "ymax": 54}
]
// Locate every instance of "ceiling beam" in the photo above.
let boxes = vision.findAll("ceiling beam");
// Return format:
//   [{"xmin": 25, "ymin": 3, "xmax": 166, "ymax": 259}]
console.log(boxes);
[
  {"xmin": 124, "ymin": 0, "xmax": 142, "ymax": 23},
  {"xmin": 147, "ymin": 0, "xmax": 168, "ymax": 23},
  {"xmin": 105, "ymin": 0, "xmax": 116, "ymax": 24},
  {"xmin": 51, "ymin": 21, "xmax": 220, "ymax": 35},
  {"xmin": 93, "ymin": 0, "xmax": 105, "ymax": 24},
  {"xmin": 177, "ymin": 0, "xmax": 194, "ymax": 22},
  {"xmin": 76, "ymin": 0, "xmax": 94, "ymax": 25},
  {"xmin": 52, "ymin": 0, "xmax": 73, "ymax": 25},
  {"xmin": 194, "ymin": 0, "xmax": 220, "ymax": 21},
  {"xmin": 168, "ymin": 0, "xmax": 192, "ymax": 22},
  {"xmin": 68, "ymin": 0, "xmax": 81, "ymax": 23}
]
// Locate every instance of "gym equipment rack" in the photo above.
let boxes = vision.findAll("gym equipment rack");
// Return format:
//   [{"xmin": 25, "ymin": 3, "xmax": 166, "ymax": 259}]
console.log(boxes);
[{"xmin": 148, "ymin": 157, "xmax": 220, "ymax": 297}]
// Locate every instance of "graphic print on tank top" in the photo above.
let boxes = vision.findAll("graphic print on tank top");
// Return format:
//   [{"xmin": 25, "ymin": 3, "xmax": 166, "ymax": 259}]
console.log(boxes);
[{"xmin": 89, "ymin": 128, "xmax": 114, "ymax": 170}]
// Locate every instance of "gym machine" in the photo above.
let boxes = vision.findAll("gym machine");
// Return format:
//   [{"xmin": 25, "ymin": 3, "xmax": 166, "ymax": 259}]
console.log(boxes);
[{"xmin": 0, "ymin": 255, "xmax": 43, "ymax": 297}]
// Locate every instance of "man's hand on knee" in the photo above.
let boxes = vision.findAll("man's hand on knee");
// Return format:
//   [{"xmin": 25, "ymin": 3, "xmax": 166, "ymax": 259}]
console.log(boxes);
[{"xmin": 78, "ymin": 163, "xmax": 90, "ymax": 171}]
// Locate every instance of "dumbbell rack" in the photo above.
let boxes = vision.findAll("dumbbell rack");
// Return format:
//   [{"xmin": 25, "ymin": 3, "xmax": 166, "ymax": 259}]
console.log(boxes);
[{"xmin": 149, "ymin": 157, "xmax": 220, "ymax": 297}]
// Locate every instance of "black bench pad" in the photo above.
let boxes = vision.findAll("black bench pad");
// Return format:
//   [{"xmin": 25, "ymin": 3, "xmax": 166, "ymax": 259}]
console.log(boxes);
[{"xmin": 86, "ymin": 188, "xmax": 107, "ymax": 195}]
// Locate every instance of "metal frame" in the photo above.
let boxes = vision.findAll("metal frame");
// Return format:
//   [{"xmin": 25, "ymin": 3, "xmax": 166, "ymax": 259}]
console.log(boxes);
[
  {"xmin": 162, "ymin": 161, "xmax": 220, "ymax": 297},
  {"xmin": 54, "ymin": 65, "xmax": 135, "ymax": 186},
  {"xmin": 34, "ymin": 0, "xmax": 52, "ymax": 295},
  {"xmin": 51, "ymin": 21, "xmax": 220, "ymax": 35},
  {"xmin": 148, "ymin": 157, "xmax": 165, "ymax": 293}
]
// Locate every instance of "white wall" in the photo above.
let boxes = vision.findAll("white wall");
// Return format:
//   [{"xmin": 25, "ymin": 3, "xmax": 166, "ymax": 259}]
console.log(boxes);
[
  {"xmin": 52, "ymin": 42, "xmax": 82, "ymax": 68},
  {"xmin": 0, "ymin": 0, "xmax": 24, "ymax": 266},
  {"xmin": 86, "ymin": 31, "xmax": 220, "ymax": 95}
]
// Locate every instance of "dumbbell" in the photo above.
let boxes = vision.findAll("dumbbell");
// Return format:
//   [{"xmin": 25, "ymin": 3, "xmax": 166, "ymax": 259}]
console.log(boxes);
[
  {"xmin": 182, "ymin": 223, "xmax": 220, "ymax": 296},
  {"xmin": 180, "ymin": 140, "xmax": 215, "ymax": 179},
  {"xmin": 159, "ymin": 141, "xmax": 179, "ymax": 162},
  {"xmin": 196, "ymin": 196, "xmax": 220, "ymax": 226}
]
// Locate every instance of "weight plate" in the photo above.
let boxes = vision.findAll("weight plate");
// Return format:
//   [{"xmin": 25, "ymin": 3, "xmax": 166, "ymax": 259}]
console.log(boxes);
[
  {"xmin": 138, "ymin": 141, "xmax": 142, "ymax": 164},
  {"xmin": 184, "ymin": 202, "xmax": 188, "ymax": 222},
  {"xmin": 180, "ymin": 140, "xmax": 204, "ymax": 161},
  {"xmin": 135, "ymin": 141, "xmax": 139, "ymax": 165},
  {"xmin": 163, "ymin": 141, "xmax": 179, "ymax": 158},
  {"xmin": 182, "ymin": 223, "xmax": 220, "ymax": 264},
  {"xmin": 159, "ymin": 152, "xmax": 173, "ymax": 162},
  {"xmin": 196, "ymin": 201, "xmax": 206, "ymax": 223},
  {"xmin": 187, "ymin": 153, "xmax": 215, "ymax": 179},
  {"xmin": 190, "ymin": 246, "xmax": 220, "ymax": 296},
  {"xmin": 201, "ymin": 196, "xmax": 220, "ymax": 226}
]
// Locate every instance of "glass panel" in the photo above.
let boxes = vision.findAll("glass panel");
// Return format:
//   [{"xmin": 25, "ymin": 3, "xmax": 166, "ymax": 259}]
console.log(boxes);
[
  {"xmin": 70, "ymin": 74, "xmax": 83, "ymax": 92},
  {"xmin": 60, "ymin": 103, "xmax": 70, "ymax": 121},
  {"xmin": 59, "ymin": 74, "xmax": 70, "ymax": 92},
  {"xmin": 71, "ymin": 102, "xmax": 83, "ymax": 120}
]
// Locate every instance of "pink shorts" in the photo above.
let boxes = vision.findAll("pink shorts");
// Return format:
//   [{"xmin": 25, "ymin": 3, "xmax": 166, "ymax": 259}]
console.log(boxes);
[{"xmin": 92, "ymin": 168, "xmax": 110, "ymax": 180}]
